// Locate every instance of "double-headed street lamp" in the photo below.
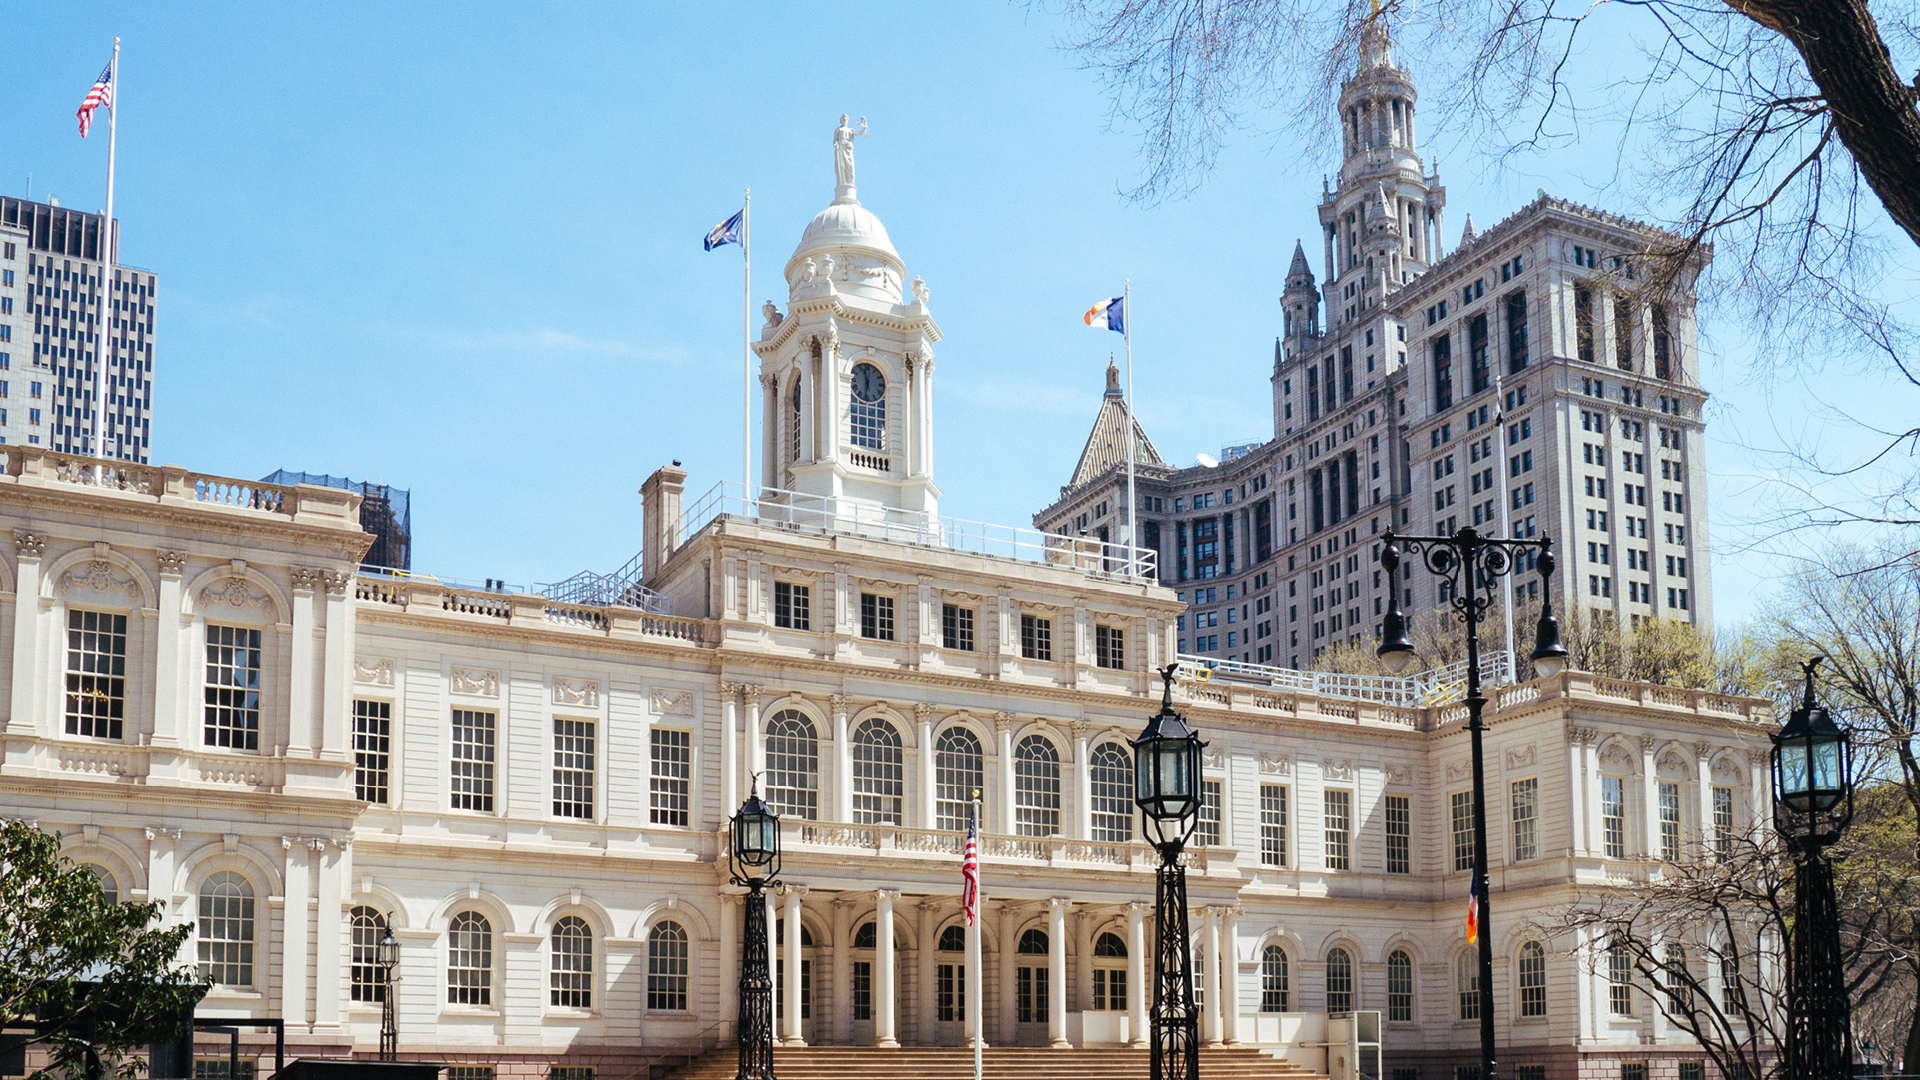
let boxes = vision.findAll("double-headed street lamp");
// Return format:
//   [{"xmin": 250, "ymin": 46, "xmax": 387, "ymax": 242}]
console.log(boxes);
[
  {"xmin": 377, "ymin": 915, "xmax": 400, "ymax": 1061},
  {"xmin": 1375, "ymin": 528, "xmax": 1566, "ymax": 1080},
  {"xmin": 1134, "ymin": 663, "xmax": 1205, "ymax": 1080},
  {"xmin": 730, "ymin": 782, "xmax": 782, "ymax": 1080},
  {"xmin": 1771, "ymin": 658, "xmax": 1854, "ymax": 1080}
]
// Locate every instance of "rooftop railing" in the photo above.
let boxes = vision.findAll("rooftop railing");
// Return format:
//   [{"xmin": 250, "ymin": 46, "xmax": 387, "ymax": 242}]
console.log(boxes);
[
  {"xmin": 1178, "ymin": 650, "xmax": 1515, "ymax": 707},
  {"xmin": 683, "ymin": 481, "xmax": 1158, "ymax": 581},
  {"xmin": 540, "ymin": 547, "xmax": 673, "ymax": 614},
  {"xmin": 0, "ymin": 445, "xmax": 349, "ymax": 525}
]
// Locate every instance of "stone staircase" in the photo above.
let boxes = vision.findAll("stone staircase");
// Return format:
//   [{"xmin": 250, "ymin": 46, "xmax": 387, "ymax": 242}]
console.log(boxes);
[{"xmin": 662, "ymin": 1044, "xmax": 1328, "ymax": 1080}]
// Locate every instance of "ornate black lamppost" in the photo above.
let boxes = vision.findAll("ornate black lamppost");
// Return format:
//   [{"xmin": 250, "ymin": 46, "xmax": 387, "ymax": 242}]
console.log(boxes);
[
  {"xmin": 1134, "ymin": 664, "xmax": 1204, "ymax": 1080},
  {"xmin": 1772, "ymin": 658, "xmax": 1854, "ymax": 1080},
  {"xmin": 1375, "ymin": 529, "xmax": 1566, "ymax": 1080},
  {"xmin": 376, "ymin": 915, "xmax": 400, "ymax": 1061},
  {"xmin": 730, "ymin": 781, "xmax": 782, "ymax": 1080}
]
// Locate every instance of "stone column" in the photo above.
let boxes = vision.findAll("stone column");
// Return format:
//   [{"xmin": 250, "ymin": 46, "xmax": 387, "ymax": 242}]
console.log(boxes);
[
  {"xmin": 767, "ymin": 889, "xmax": 781, "ymax": 1043},
  {"xmin": 831, "ymin": 896, "xmax": 854, "ymax": 1046},
  {"xmin": 1073, "ymin": 909, "xmax": 1094, "ymax": 1021},
  {"xmin": 1640, "ymin": 735, "xmax": 1659, "ymax": 858},
  {"xmin": 876, "ymin": 889, "xmax": 899, "ymax": 1046},
  {"xmin": 918, "ymin": 898, "xmax": 941, "ymax": 1046},
  {"xmin": 7, "ymin": 533, "xmax": 44, "ymax": 737},
  {"xmin": 921, "ymin": 357, "xmax": 938, "ymax": 479},
  {"xmin": 998, "ymin": 903, "xmax": 1018, "ymax": 1044},
  {"xmin": 996, "ymin": 714, "xmax": 1017, "ymax": 835},
  {"xmin": 1584, "ymin": 733, "xmax": 1604, "ymax": 858},
  {"xmin": 319, "ymin": 574, "xmax": 351, "ymax": 757},
  {"xmin": 288, "ymin": 571, "xmax": 317, "ymax": 754},
  {"xmin": 1072, "ymin": 722, "xmax": 1093, "ymax": 841},
  {"xmin": 1566, "ymin": 726, "xmax": 1589, "ymax": 854},
  {"xmin": 916, "ymin": 704, "xmax": 937, "ymax": 829},
  {"xmin": 151, "ymin": 551, "xmax": 186, "ymax": 748},
  {"xmin": 746, "ymin": 687, "xmax": 765, "ymax": 788},
  {"xmin": 1695, "ymin": 741, "xmax": 1715, "ymax": 856},
  {"xmin": 833, "ymin": 695, "xmax": 852, "ymax": 823},
  {"xmin": 1221, "ymin": 907, "xmax": 1241, "ymax": 1044},
  {"xmin": 314, "ymin": 839, "xmax": 347, "ymax": 1027},
  {"xmin": 762, "ymin": 374, "xmax": 779, "ymax": 492},
  {"xmin": 281, "ymin": 838, "xmax": 311, "ymax": 1026},
  {"xmin": 721, "ymin": 685, "xmax": 739, "ymax": 815},
  {"xmin": 1202, "ymin": 907, "xmax": 1223, "ymax": 1045},
  {"xmin": 783, "ymin": 886, "xmax": 806, "ymax": 1045},
  {"xmin": 719, "ymin": 894, "xmax": 741, "ymax": 1040},
  {"xmin": 1048, "ymin": 898, "xmax": 1069, "ymax": 1047},
  {"xmin": 1127, "ymin": 903, "xmax": 1148, "ymax": 1046}
]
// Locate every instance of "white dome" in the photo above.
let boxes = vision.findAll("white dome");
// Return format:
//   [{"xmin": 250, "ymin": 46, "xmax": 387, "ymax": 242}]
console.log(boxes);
[
  {"xmin": 785, "ymin": 196, "xmax": 907, "ymax": 305},
  {"xmin": 791, "ymin": 199, "xmax": 900, "ymax": 265}
]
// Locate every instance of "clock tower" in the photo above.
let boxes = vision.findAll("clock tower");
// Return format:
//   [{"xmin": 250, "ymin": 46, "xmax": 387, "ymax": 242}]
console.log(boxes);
[{"xmin": 751, "ymin": 118, "xmax": 942, "ymax": 519}]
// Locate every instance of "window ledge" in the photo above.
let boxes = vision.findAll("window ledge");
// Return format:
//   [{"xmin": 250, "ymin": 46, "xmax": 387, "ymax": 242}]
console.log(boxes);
[
  {"xmin": 441, "ymin": 1005, "xmax": 501, "ymax": 1018},
  {"xmin": 646, "ymin": 1011, "xmax": 697, "ymax": 1020},
  {"xmin": 203, "ymin": 988, "xmax": 265, "ymax": 1001},
  {"xmin": 545, "ymin": 1007, "xmax": 598, "ymax": 1020}
]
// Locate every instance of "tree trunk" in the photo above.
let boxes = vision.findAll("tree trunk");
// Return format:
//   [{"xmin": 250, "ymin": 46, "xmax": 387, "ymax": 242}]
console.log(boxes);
[
  {"xmin": 1904, "ymin": 985, "xmax": 1920, "ymax": 1075},
  {"xmin": 1735, "ymin": 0, "xmax": 1920, "ymax": 248}
]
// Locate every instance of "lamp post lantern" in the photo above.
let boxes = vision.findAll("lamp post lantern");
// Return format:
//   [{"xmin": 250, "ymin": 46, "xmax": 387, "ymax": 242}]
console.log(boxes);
[
  {"xmin": 730, "ymin": 780, "xmax": 782, "ymax": 1080},
  {"xmin": 1772, "ymin": 657, "xmax": 1854, "ymax": 1080},
  {"xmin": 1134, "ymin": 663, "xmax": 1204, "ymax": 1080},
  {"xmin": 376, "ymin": 914, "xmax": 400, "ymax": 1061},
  {"xmin": 1375, "ymin": 528, "xmax": 1564, "ymax": 1080}
]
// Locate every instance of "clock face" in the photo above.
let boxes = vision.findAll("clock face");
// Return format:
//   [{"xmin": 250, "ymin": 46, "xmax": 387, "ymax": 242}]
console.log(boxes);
[{"xmin": 852, "ymin": 363, "xmax": 885, "ymax": 403}]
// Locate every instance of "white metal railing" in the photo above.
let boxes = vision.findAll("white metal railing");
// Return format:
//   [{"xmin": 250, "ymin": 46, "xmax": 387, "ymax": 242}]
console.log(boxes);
[
  {"xmin": 682, "ymin": 481, "xmax": 1157, "ymax": 580},
  {"xmin": 540, "ymin": 547, "xmax": 673, "ymax": 614},
  {"xmin": 1176, "ymin": 650, "xmax": 1515, "ymax": 707}
]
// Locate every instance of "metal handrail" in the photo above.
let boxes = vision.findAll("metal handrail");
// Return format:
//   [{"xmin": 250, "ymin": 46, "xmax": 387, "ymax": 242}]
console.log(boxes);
[{"xmin": 1176, "ymin": 651, "xmax": 1515, "ymax": 707}]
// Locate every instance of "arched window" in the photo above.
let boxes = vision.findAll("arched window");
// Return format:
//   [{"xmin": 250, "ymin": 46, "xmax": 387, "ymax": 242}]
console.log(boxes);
[
  {"xmin": 1014, "ymin": 735, "xmax": 1061, "ymax": 837},
  {"xmin": 1663, "ymin": 942, "xmax": 1691, "ymax": 1013},
  {"xmin": 1088, "ymin": 741, "xmax": 1134, "ymax": 842},
  {"xmin": 1095, "ymin": 932, "xmax": 1127, "ymax": 958},
  {"xmin": 1518, "ymin": 941, "xmax": 1547, "ymax": 1017},
  {"xmin": 197, "ymin": 871, "xmax": 255, "ymax": 988},
  {"xmin": 1457, "ymin": 947, "xmax": 1480, "ymax": 1019},
  {"xmin": 1261, "ymin": 945, "xmax": 1291, "ymax": 1012},
  {"xmin": 939, "ymin": 925, "xmax": 967, "ymax": 952},
  {"xmin": 765, "ymin": 709, "xmax": 819, "ymax": 820},
  {"xmin": 1093, "ymin": 932, "xmax": 1128, "ymax": 1011},
  {"xmin": 1326, "ymin": 947, "xmax": 1353, "ymax": 1012},
  {"xmin": 350, "ymin": 906, "xmax": 387, "ymax": 1003},
  {"xmin": 937, "ymin": 924, "xmax": 967, "ymax": 1022},
  {"xmin": 648, "ymin": 921, "xmax": 690, "ymax": 1012},
  {"xmin": 1016, "ymin": 928, "xmax": 1049, "ymax": 1024},
  {"xmin": 850, "ymin": 362, "xmax": 886, "ymax": 450},
  {"xmin": 87, "ymin": 865, "xmax": 118, "ymax": 905},
  {"xmin": 852, "ymin": 717, "xmax": 905, "ymax": 825},
  {"xmin": 1019, "ymin": 928, "xmax": 1048, "ymax": 954},
  {"xmin": 790, "ymin": 377, "xmax": 803, "ymax": 466},
  {"xmin": 448, "ymin": 911, "xmax": 493, "ymax": 1006},
  {"xmin": 854, "ymin": 921, "xmax": 879, "ymax": 949},
  {"xmin": 1387, "ymin": 950, "xmax": 1414, "ymax": 1021},
  {"xmin": 551, "ymin": 915, "xmax": 594, "ymax": 1009},
  {"xmin": 935, "ymin": 727, "xmax": 984, "ymax": 832}
]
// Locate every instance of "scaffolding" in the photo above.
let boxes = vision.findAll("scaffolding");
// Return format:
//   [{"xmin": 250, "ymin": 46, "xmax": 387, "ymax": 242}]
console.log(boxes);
[{"xmin": 262, "ymin": 470, "xmax": 412, "ymax": 572}]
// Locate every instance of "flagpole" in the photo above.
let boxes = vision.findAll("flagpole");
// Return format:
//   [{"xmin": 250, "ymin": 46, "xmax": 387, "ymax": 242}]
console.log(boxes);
[
  {"xmin": 743, "ymin": 188, "xmax": 752, "ymax": 508},
  {"xmin": 1123, "ymin": 280, "xmax": 1137, "ymax": 576},
  {"xmin": 1494, "ymin": 374, "xmax": 1514, "ymax": 681},
  {"xmin": 93, "ymin": 37, "xmax": 120, "ymax": 474},
  {"xmin": 969, "ymin": 792, "xmax": 983, "ymax": 1080}
]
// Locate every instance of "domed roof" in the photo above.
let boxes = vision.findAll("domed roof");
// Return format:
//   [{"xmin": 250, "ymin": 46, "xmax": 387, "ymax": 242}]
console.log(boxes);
[{"xmin": 791, "ymin": 197, "xmax": 901, "ymax": 265}]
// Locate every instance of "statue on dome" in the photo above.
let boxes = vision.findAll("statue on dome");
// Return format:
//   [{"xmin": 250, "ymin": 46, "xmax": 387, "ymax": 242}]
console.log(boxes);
[{"xmin": 834, "ymin": 114, "xmax": 869, "ymax": 193}]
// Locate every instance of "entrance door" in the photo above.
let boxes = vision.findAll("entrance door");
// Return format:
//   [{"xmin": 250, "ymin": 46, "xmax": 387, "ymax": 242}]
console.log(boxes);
[
  {"xmin": 1089, "ymin": 931, "xmax": 1130, "ymax": 1044},
  {"xmin": 1015, "ymin": 927, "xmax": 1050, "ymax": 1046},
  {"xmin": 935, "ymin": 924, "xmax": 967, "ymax": 1046}
]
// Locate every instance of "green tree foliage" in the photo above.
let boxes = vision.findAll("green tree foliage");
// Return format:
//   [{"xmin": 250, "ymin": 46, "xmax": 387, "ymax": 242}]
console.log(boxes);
[{"xmin": 0, "ymin": 819, "xmax": 206, "ymax": 1079}]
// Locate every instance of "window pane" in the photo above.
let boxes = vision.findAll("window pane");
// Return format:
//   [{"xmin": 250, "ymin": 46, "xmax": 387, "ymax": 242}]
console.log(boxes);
[
  {"xmin": 353, "ymin": 700, "xmax": 391, "ymax": 804},
  {"xmin": 203, "ymin": 625, "xmax": 262, "ymax": 750},
  {"xmin": 351, "ymin": 906, "xmax": 387, "ymax": 1002},
  {"xmin": 647, "ymin": 921, "xmax": 689, "ymax": 1011},
  {"xmin": 550, "ymin": 916, "xmax": 593, "ymax": 1009},
  {"xmin": 650, "ymin": 729, "xmax": 692, "ymax": 826},
  {"xmin": 1261, "ymin": 785, "xmax": 1288, "ymax": 867},
  {"xmin": 935, "ymin": 728, "xmax": 985, "ymax": 832},
  {"xmin": 197, "ymin": 871, "xmax": 255, "ymax": 987},
  {"xmin": 1014, "ymin": 736, "xmax": 1061, "ymax": 837},
  {"xmin": 65, "ymin": 609, "xmax": 127, "ymax": 739},
  {"xmin": 852, "ymin": 718, "xmax": 905, "ymax": 826},
  {"xmin": 449, "ymin": 912, "xmax": 494, "ymax": 1006},
  {"xmin": 766, "ymin": 710, "xmax": 820, "ymax": 820},
  {"xmin": 1089, "ymin": 742, "xmax": 1134, "ymax": 842},
  {"xmin": 452, "ymin": 710, "xmax": 497, "ymax": 812}
]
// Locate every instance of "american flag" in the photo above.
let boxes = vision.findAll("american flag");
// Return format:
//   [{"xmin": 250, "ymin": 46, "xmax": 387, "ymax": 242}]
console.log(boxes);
[
  {"xmin": 77, "ymin": 63, "xmax": 113, "ymax": 138},
  {"xmin": 961, "ymin": 807, "xmax": 980, "ymax": 927}
]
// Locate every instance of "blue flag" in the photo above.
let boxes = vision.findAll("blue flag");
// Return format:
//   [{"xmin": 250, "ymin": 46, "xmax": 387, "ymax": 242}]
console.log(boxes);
[
  {"xmin": 704, "ymin": 209, "xmax": 744, "ymax": 251},
  {"xmin": 1083, "ymin": 295, "xmax": 1125, "ymax": 334}
]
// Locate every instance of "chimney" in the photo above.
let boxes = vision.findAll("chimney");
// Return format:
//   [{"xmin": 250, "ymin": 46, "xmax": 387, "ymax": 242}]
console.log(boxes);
[{"xmin": 640, "ymin": 463, "xmax": 689, "ymax": 585}]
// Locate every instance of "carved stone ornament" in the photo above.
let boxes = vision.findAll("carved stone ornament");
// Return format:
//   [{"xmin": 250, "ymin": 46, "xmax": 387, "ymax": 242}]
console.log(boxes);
[
  {"xmin": 1385, "ymin": 764, "xmax": 1414, "ymax": 786},
  {"xmin": 1505, "ymin": 744, "xmax": 1537, "ymax": 771},
  {"xmin": 1657, "ymin": 750, "xmax": 1691, "ymax": 778},
  {"xmin": 1201, "ymin": 745, "xmax": 1225, "ymax": 771},
  {"xmin": 201, "ymin": 576, "xmax": 267, "ymax": 610},
  {"xmin": 554, "ymin": 679, "xmax": 601, "ymax": 708},
  {"xmin": 1446, "ymin": 761, "xmax": 1472, "ymax": 783},
  {"xmin": 650, "ymin": 688, "xmax": 693, "ymax": 717},
  {"xmin": 1599, "ymin": 742, "xmax": 1635, "ymax": 769},
  {"xmin": 911, "ymin": 276, "xmax": 930, "ymax": 305},
  {"xmin": 157, "ymin": 550, "xmax": 188, "ymax": 575},
  {"xmin": 1711, "ymin": 754, "xmax": 1743, "ymax": 781},
  {"xmin": 353, "ymin": 656, "xmax": 395, "ymax": 687},
  {"xmin": 1259, "ymin": 752, "xmax": 1292, "ymax": 776},
  {"xmin": 1323, "ymin": 759, "xmax": 1354, "ymax": 782},
  {"xmin": 993, "ymin": 712, "xmax": 1015, "ymax": 734},
  {"xmin": 323, "ymin": 571, "xmax": 352, "ymax": 595},
  {"xmin": 290, "ymin": 568, "xmax": 324, "ymax": 592},
  {"xmin": 913, "ymin": 702, "xmax": 935, "ymax": 721},
  {"xmin": 449, "ymin": 667, "xmax": 500, "ymax": 698},
  {"xmin": 14, "ymin": 532, "xmax": 45, "ymax": 559},
  {"xmin": 62, "ymin": 560, "xmax": 138, "ymax": 600}
]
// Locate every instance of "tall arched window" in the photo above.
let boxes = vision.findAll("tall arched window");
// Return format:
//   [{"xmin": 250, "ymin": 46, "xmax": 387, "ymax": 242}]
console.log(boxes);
[
  {"xmin": 1261, "ymin": 945, "xmax": 1291, "ymax": 1012},
  {"xmin": 648, "ymin": 920, "xmax": 690, "ymax": 1012},
  {"xmin": 937, "ymin": 924, "xmax": 967, "ymax": 1023},
  {"xmin": 1088, "ymin": 741, "xmax": 1134, "ymax": 842},
  {"xmin": 1016, "ymin": 928, "xmax": 1049, "ymax": 1023},
  {"xmin": 197, "ymin": 871, "xmax": 255, "ymax": 988},
  {"xmin": 350, "ymin": 906, "xmax": 387, "ymax": 1003},
  {"xmin": 1093, "ymin": 931, "xmax": 1128, "ymax": 1011},
  {"xmin": 1663, "ymin": 942, "xmax": 1691, "ymax": 1013},
  {"xmin": 1326, "ymin": 947, "xmax": 1353, "ymax": 1012},
  {"xmin": 1014, "ymin": 735, "xmax": 1061, "ymax": 837},
  {"xmin": 1518, "ymin": 941, "xmax": 1547, "ymax": 1017},
  {"xmin": 765, "ymin": 709, "xmax": 819, "ymax": 820},
  {"xmin": 1387, "ymin": 950, "xmax": 1414, "ymax": 1021},
  {"xmin": 551, "ymin": 915, "xmax": 594, "ymax": 1009},
  {"xmin": 850, "ymin": 362, "xmax": 886, "ymax": 450},
  {"xmin": 448, "ymin": 911, "xmax": 493, "ymax": 1006},
  {"xmin": 852, "ymin": 717, "xmax": 905, "ymax": 825},
  {"xmin": 939, "ymin": 925, "xmax": 967, "ymax": 952},
  {"xmin": 935, "ymin": 727, "xmax": 984, "ymax": 832},
  {"xmin": 1457, "ymin": 947, "xmax": 1480, "ymax": 1019},
  {"xmin": 87, "ymin": 865, "xmax": 119, "ymax": 905},
  {"xmin": 790, "ymin": 377, "xmax": 803, "ymax": 466}
]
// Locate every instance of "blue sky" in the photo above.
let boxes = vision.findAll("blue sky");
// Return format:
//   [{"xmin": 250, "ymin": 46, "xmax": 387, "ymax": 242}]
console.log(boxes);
[{"xmin": 4, "ymin": 3, "xmax": 1910, "ymax": 625}]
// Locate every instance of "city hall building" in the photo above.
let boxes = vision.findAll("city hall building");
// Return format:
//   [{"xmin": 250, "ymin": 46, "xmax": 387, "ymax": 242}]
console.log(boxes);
[{"xmin": 1, "ymin": 56, "xmax": 1768, "ymax": 1080}]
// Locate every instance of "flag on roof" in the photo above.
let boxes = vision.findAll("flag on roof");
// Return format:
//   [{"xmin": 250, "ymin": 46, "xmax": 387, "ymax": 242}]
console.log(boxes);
[
  {"xmin": 77, "ymin": 62, "xmax": 113, "ymax": 138},
  {"xmin": 704, "ymin": 208, "xmax": 744, "ymax": 251},
  {"xmin": 1083, "ymin": 295, "xmax": 1125, "ymax": 334}
]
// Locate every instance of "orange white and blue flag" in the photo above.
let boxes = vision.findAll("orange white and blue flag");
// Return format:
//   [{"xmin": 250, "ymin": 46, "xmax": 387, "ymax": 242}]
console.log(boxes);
[
  {"xmin": 77, "ymin": 62, "xmax": 113, "ymax": 138},
  {"xmin": 1083, "ymin": 295, "xmax": 1125, "ymax": 334},
  {"xmin": 1466, "ymin": 866, "xmax": 1480, "ymax": 942}
]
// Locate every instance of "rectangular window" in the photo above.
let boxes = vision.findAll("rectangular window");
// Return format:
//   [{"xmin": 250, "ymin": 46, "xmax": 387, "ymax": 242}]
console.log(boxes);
[
  {"xmin": 774, "ymin": 581, "xmax": 810, "ymax": 630},
  {"xmin": 1511, "ymin": 778, "xmax": 1538, "ymax": 862},
  {"xmin": 1020, "ymin": 614, "xmax": 1053, "ymax": 661},
  {"xmin": 1621, "ymin": 1065, "xmax": 1645, "ymax": 1080},
  {"xmin": 1324, "ymin": 789, "xmax": 1351, "ymax": 870},
  {"xmin": 1095, "ymin": 625, "xmax": 1125, "ymax": 670},
  {"xmin": 1506, "ymin": 290, "xmax": 1530, "ymax": 372},
  {"xmin": 1385, "ymin": 794, "xmax": 1411, "ymax": 874},
  {"xmin": 1602, "ymin": 776, "xmax": 1626, "ymax": 858},
  {"xmin": 1451, "ymin": 790, "xmax": 1475, "ymax": 871},
  {"xmin": 1678, "ymin": 1064, "xmax": 1702, "ymax": 1080},
  {"xmin": 451, "ymin": 709, "xmax": 497, "ymax": 812},
  {"xmin": 942, "ymin": 603, "xmax": 975, "ymax": 651},
  {"xmin": 1260, "ymin": 784, "xmax": 1288, "ymax": 867},
  {"xmin": 1515, "ymin": 1069, "xmax": 1546, "ymax": 1080},
  {"xmin": 1017, "ymin": 964, "xmax": 1049, "ymax": 1023},
  {"xmin": 353, "ymin": 699, "xmax": 391, "ymax": 804},
  {"xmin": 1196, "ymin": 780, "xmax": 1222, "ymax": 846},
  {"xmin": 853, "ymin": 960, "xmax": 873, "ymax": 1020},
  {"xmin": 553, "ymin": 719, "xmax": 596, "ymax": 819},
  {"xmin": 1609, "ymin": 945, "xmax": 1635, "ymax": 1015},
  {"xmin": 65, "ymin": 608, "xmax": 127, "ymax": 740},
  {"xmin": 1659, "ymin": 781, "xmax": 1681, "ymax": 861},
  {"xmin": 1712, "ymin": 785, "xmax": 1735, "ymax": 864},
  {"xmin": 861, "ymin": 592, "xmax": 895, "ymax": 641},
  {"xmin": 650, "ymin": 729, "xmax": 693, "ymax": 827},
  {"xmin": 203, "ymin": 624, "xmax": 263, "ymax": 751}
]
